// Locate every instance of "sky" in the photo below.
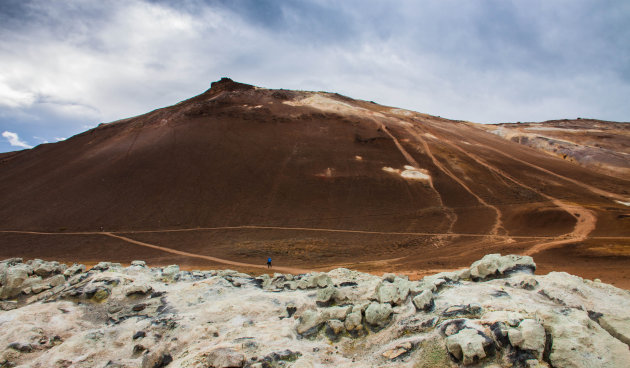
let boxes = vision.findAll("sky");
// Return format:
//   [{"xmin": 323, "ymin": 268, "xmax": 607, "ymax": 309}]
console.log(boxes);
[{"xmin": 1, "ymin": 0, "xmax": 629, "ymax": 153}]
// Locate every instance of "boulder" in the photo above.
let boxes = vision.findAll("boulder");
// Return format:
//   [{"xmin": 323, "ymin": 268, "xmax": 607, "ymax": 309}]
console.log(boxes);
[
  {"xmin": 365, "ymin": 302, "xmax": 393, "ymax": 328},
  {"xmin": 375, "ymin": 277, "xmax": 410, "ymax": 305},
  {"xmin": 125, "ymin": 284, "xmax": 153, "ymax": 297},
  {"xmin": 320, "ymin": 305, "xmax": 352, "ymax": 321},
  {"xmin": 307, "ymin": 273, "xmax": 332, "ymax": 288},
  {"xmin": 470, "ymin": 254, "xmax": 535, "ymax": 280},
  {"xmin": 204, "ymin": 347, "xmax": 245, "ymax": 367},
  {"xmin": 161, "ymin": 265, "xmax": 180, "ymax": 281},
  {"xmin": 92, "ymin": 262, "xmax": 121, "ymax": 271},
  {"xmin": 296, "ymin": 279, "xmax": 309, "ymax": 290},
  {"xmin": 131, "ymin": 260, "xmax": 147, "ymax": 267},
  {"xmin": 541, "ymin": 308, "xmax": 630, "ymax": 367},
  {"xmin": 141, "ymin": 350, "xmax": 173, "ymax": 368},
  {"xmin": 325, "ymin": 319, "xmax": 345, "ymax": 339},
  {"xmin": 508, "ymin": 319, "xmax": 546, "ymax": 358},
  {"xmin": 412, "ymin": 290, "xmax": 434, "ymax": 312},
  {"xmin": 297, "ymin": 310, "xmax": 323, "ymax": 336},
  {"xmin": 34, "ymin": 262, "xmax": 55, "ymax": 277},
  {"xmin": 344, "ymin": 311, "xmax": 363, "ymax": 332},
  {"xmin": 446, "ymin": 328, "xmax": 492, "ymax": 365},
  {"xmin": 48, "ymin": 274, "xmax": 66, "ymax": 288},
  {"xmin": 1, "ymin": 265, "xmax": 31, "ymax": 299},
  {"xmin": 316, "ymin": 286, "xmax": 336, "ymax": 306},
  {"xmin": 64, "ymin": 264, "xmax": 86, "ymax": 277}
]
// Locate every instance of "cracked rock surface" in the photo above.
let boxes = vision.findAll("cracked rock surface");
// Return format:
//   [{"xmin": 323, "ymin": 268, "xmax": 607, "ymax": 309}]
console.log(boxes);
[{"xmin": 1, "ymin": 254, "xmax": 629, "ymax": 367}]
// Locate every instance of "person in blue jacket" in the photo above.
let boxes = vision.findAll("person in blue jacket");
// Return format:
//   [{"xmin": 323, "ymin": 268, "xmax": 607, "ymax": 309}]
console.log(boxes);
[{"xmin": 267, "ymin": 257, "xmax": 272, "ymax": 269}]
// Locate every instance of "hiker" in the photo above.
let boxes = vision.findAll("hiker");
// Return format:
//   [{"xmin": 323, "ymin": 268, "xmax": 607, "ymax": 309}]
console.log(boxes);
[{"xmin": 267, "ymin": 257, "xmax": 272, "ymax": 269}]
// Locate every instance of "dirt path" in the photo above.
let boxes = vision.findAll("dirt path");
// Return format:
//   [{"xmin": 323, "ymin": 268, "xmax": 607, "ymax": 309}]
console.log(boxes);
[
  {"xmin": 102, "ymin": 233, "xmax": 311, "ymax": 274},
  {"xmin": 378, "ymin": 122, "xmax": 457, "ymax": 233},
  {"xmin": 0, "ymin": 227, "xmax": 555, "ymax": 239},
  {"xmin": 468, "ymin": 126, "xmax": 630, "ymax": 203},
  {"xmin": 428, "ymin": 131, "xmax": 597, "ymax": 255},
  {"xmin": 402, "ymin": 124, "xmax": 506, "ymax": 236}
]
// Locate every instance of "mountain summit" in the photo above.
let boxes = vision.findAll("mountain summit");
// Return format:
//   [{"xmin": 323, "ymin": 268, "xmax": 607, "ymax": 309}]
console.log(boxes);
[{"xmin": 1, "ymin": 79, "xmax": 629, "ymax": 286}]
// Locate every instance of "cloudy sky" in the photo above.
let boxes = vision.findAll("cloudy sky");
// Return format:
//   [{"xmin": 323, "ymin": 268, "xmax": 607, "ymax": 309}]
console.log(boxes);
[{"xmin": 1, "ymin": 0, "xmax": 629, "ymax": 153}]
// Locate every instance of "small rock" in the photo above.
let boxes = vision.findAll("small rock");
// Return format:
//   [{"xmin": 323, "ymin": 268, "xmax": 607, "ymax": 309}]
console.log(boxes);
[
  {"xmin": 296, "ymin": 279, "xmax": 309, "ymax": 289},
  {"xmin": 442, "ymin": 303, "xmax": 483, "ymax": 318},
  {"xmin": 125, "ymin": 284, "xmax": 153, "ymax": 296},
  {"xmin": 92, "ymin": 262, "xmax": 121, "ymax": 272},
  {"xmin": 320, "ymin": 305, "xmax": 352, "ymax": 321},
  {"xmin": 269, "ymin": 349, "xmax": 302, "ymax": 362},
  {"xmin": 446, "ymin": 328, "xmax": 491, "ymax": 365},
  {"xmin": 91, "ymin": 287, "xmax": 110, "ymax": 302},
  {"xmin": 48, "ymin": 274, "xmax": 66, "ymax": 288},
  {"xmin": 286, "ymin": 303, "xmax": 297, "ymax": 318},
  {"xmin": 0, "ymin": 301, "xmax": 18, "ymax": 311},
  {"xmin": 31, "ymin": 281, "xmax": 52, "ymax": 294},
  {"xmin": 131, "ymin": 260, "xmax": 147, "ymax": 267},
  {"xmin": 141, "ymin": 350, "xmax": 173, "ymax": 368},
  {"xmin": 308, "ymin": 273, "xmax": 332, "ymax": 288},
  {"xmin": 518, "ymin": 276, "xmax": 539, "ymax": 290},
  {"xmin": 132, "ymin": 303, "xmax": 147, "ymax": 312},
  {"xmin": 133, "ymin": 331, "xmax": 146, "ymax": 340},
  {"xmin": 161, "ymin": 265, "xmax": 180, "ymax": 281},
  {"xmin": 204, "ymin": 347, "xmax": 245, "ymax": 368},
  {"xmin": 382, "ymin": 342, "xmax": 412, "ymax": 360},
  {"xmin": 470, "ymin": 254, "xmax": 535, "ymax": 280},
  {"xmin": 8, "ymin": 342, "xmax": 32, "ymax": 353},
  {"xmin": 382, "ymin": 273, "xmax": 396, "ymax": 282},
  {"xmin": 364, "ymin": 302, "xmax": 393, "ymax": 328},
  {"xmin": 63, "ymin": 264, "xmax": 86, "ymax": 277}
]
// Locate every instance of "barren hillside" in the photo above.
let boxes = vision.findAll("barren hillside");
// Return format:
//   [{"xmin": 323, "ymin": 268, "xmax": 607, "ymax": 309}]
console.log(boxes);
[{"xmin": 1, "ymin": 79, "xmax": 629, "ymax": 287}]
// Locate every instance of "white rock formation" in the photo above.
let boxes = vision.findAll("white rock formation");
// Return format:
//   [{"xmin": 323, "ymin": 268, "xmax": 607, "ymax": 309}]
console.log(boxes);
[{"xmin": 0, "ymin": 254, "xmax": 629, "ymax": 367}]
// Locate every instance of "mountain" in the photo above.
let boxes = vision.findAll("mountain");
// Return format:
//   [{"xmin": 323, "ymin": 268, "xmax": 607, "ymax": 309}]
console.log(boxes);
[{"xmin": 1, "ymin": 78, "xmax": 629, "ymax": 287}]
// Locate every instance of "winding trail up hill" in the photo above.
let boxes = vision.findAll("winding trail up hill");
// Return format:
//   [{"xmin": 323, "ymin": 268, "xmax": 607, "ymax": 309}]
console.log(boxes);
[{"xmin": 1, "ymin": 79, "xmax": 629, "ymax": 286}]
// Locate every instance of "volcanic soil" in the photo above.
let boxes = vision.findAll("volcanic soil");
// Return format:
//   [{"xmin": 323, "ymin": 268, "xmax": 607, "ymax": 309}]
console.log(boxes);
[{"xmin": 1, "ymin": 79, "xmax": 629, "ymax": 287}]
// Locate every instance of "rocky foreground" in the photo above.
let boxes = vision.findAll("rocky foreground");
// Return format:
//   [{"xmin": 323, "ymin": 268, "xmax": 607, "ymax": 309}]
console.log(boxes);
[{"xmin": 1, "ymin": 255, "xmax": 629, "ymax": 367}]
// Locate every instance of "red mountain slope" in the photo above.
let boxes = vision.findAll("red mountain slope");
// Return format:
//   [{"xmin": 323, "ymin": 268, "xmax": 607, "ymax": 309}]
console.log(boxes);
[{"xmin": 1, "ymin": 79, "xmax": 629, "ymax": 286}]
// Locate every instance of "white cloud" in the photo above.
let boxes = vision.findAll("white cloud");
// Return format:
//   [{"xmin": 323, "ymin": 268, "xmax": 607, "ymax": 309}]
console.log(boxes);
[
  {"xmin": 0, "ymin": 80, "xmax": 36, "ymax": 108},
  {"xmin": 0, "ymin": 0, "xmax": 629, "ymax": 154},
  {"xmin": 2, "ymin": 131, "xmax": 33, "ymax": 149}
]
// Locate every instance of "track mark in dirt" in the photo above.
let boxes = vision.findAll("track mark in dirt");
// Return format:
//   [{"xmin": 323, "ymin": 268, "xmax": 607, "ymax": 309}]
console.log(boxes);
[
  {"xmin": 103, "ymin": 232, "xmax": 311, "ymax": 274},
  {"xmin": 378, "ymin": 122, "xmax": 457, "ymax": 234},
  {"xmin": 404, "ymin": 124, "xmax": 506, "ymax": 236},
  {"xmin": 468, "ymin": 126, "xmax": 630, "ymax": 203},
  {"xmin": 0, "ymin": 227, "xmax": 556, "ymax": 239},
  {"xmin": 430, "ymin": 133, "xmax": 597, "ymax": 256}
]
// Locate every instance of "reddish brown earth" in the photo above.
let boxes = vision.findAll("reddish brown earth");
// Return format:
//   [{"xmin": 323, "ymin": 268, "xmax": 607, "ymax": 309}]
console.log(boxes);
[{"xmin": 1, "ymin": 78, "xmax": 629, "ymax": 287}]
